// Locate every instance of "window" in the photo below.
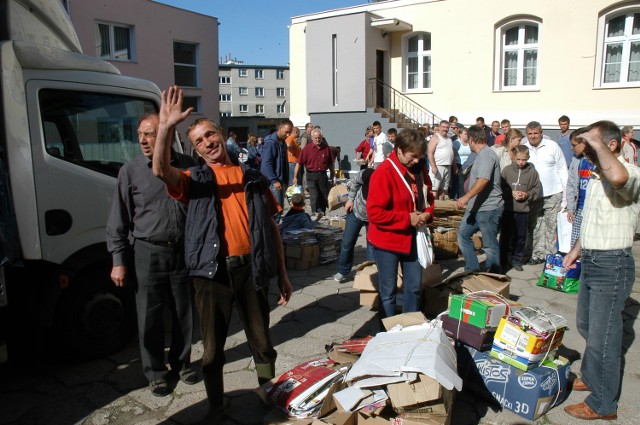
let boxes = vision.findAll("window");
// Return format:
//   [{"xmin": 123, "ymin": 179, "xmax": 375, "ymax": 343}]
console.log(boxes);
[
  {"xmin": 404, "ymin": 33, "xmax": 431, "ymax": 91},
  {"xmin": 277, "ymin": 104, "xmax": 286, "ymax": 114},
  {"xmin": 256, "ymin": 105, "xmax": 264, "ymax": 114},
  {"xmin": 276, "ymin": 88, "xmax": 286, "ymax": 97},
  {"xmin": 255, "ymin": 87, "xmax": 264, "ymax": 97},
  {"xmin": 255, "ymin": 69, "xmax": 264, "ymax": 79},
  {"xmin": 96, "ymin": 22, "xmax": 133, "ymax": 60},
  {"xmin": 600, "ymin": 11, "xmax": 640, "ymax": 85},
  {"xmin": 496, "ymin": 22, "xmax": 539, "ymax": 90},
  {"xmin": 276, "ymin": 69, "xmax": 285, "ymax": 79},
  {"xmin": 219, "ymin": 94, "xmax": 232, "ymax": 102},
  {"xmin": 239, "ymin": 69, "xmax": 248, "ymax": 77},
  {"xmin": 239, "ymin": 87, "xmax": 248, "ymax": 96},
  {"xmin": 239, "ymin": 104, "xmax": 248, "ymax": 113},
  {"xmin": 183, "ymin": 96, "xmax": 200, "ymax": 113},
  {"xmin": 174, "ymin": 42, "xmax": 198, "ymax": 87},
  {"xmin": 220, "ymin": 112, "xmax": 232, "ymax": 117},
  {"xmin": 219, "ymin": 76, "xmax": 231, "ymax": 84},
  {"xmin": 40, "ymin": 89, "xmax": 155, "ymax": 176}
]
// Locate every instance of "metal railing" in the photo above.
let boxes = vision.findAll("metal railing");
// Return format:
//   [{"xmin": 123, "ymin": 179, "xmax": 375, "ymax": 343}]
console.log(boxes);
[{"xmin": 368, "ymin": 78, "xmax": 444, "ymax": 128}]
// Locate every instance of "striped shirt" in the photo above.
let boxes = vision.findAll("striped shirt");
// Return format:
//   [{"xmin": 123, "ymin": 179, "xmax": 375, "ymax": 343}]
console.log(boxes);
[{"xmin": 581, "ymin": 156, "xmax": 640, "ymax": 250}]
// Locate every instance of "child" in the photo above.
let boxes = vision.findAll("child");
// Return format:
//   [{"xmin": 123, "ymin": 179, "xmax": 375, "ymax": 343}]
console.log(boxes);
[
  {"xmin": 278, "ymin": 193, "xmax": 315, "ymax": 236},
  {"xmin": 499, "ymin": 145, "xmax": 541, "ymax": 271}
]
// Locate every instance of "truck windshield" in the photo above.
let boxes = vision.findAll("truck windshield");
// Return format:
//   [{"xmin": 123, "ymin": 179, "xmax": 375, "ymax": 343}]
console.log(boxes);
[{"xmin": 39, "ymin": 89, "xmax": 157, "ymax": 177}]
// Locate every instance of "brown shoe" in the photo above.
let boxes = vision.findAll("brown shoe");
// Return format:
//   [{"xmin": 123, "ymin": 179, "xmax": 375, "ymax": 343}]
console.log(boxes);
[
  {"xmin": 564, "ymin": 402, "xmax": 617, "ymax": 420},
  {"xmin": 572, "ymin": 378, "xmax": 590, "ymax": 392}
]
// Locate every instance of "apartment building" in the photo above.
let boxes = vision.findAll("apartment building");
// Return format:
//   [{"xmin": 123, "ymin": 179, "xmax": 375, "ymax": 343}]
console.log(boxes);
[
  {"xmin": 68, "ymin": 0, "xmax": 219, "ymax": 146},
  {"xmin": 289, "ymin": 0, "xmax": 640, "ymax": 153},
  {"xmin": 218, "ymin": 63, "xmax": 290, "ymax": 141}
]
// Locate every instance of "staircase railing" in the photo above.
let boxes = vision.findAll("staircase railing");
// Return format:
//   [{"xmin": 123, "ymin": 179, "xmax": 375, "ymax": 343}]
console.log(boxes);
[{"xmin": 368, "ymin": 78, "xmax": 444, "ymax": 128}]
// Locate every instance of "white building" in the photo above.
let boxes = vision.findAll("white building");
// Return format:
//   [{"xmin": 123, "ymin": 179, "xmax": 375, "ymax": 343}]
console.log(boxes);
[{"xmin": 289, "ymin": 0, "xmax": 640, "ymax": 153}]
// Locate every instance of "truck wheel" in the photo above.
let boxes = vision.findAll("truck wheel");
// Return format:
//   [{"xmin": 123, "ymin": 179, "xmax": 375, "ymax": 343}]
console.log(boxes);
[{"xmin": 55, "ymin": 270, "xmax": 136, "ymax": 359}]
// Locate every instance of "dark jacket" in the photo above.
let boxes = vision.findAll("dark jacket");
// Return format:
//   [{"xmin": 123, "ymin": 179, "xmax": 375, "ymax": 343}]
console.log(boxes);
[
  {"xmin": 260, "ymin": 132, "xmax": 287, "ymax": 185},
  {"xmin": 500, "ymin": 161, "xmax": 541, "ymax": 213},
  {"xmin": 185, "ymin": 163, "xmax": 277, "ymax": 290},
  {"xmin": 279, "ymin": 209, "xmax": 314, "ymax": 236}
]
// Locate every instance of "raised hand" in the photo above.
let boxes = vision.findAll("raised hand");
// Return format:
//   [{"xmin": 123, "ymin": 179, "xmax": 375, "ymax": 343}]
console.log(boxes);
[{"xmin": 160, "ymin": 86, "xmax": 193, "ymax": 127}]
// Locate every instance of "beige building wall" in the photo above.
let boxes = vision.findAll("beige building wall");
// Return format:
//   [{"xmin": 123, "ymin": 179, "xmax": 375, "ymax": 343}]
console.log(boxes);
[
  {"xmin": 68, "ymin": 0, "xmax": 219, "ymax": 142},
  {"xmin": 291, "ymin": 0, "xmax": 640, "ymax": 130}
]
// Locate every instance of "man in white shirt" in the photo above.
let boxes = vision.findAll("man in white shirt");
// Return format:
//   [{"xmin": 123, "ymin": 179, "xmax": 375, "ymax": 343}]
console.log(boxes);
[
  {"xmin": 428, "ymin": 120, "xmax": 455, "ymax": 200},
  {"xmin": 371, "ymin": 121, "xmax": 392, "ymax": 168},
  {"xmin": 521, "ymin": 121, "xmax": 568, "ymax": 263},
  {"xmin": 562, "ymin": 120, "xmax": 640, "ymax": 421}
]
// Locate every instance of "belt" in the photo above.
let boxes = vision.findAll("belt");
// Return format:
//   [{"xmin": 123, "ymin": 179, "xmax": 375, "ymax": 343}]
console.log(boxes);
[
  {"xmin": 138, "ymin": 239, "xmax": 181, "ymax": 248},
  {"xmin": 307, "ymin": 169, "xmax": 325, "ymax": 173},
  {"xmin": 226, "ymin": 253, "xmax": 251, "ymax": 269}
]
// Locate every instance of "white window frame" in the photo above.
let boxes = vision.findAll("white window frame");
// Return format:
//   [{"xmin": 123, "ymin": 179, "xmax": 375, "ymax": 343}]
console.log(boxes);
[
  {"xmin": 96, "ymin": 21, "xmax": 134, "ymax": 61},
  {"xmin": 239, "ymin": 69, "xmax": 248, "ymax": 77},
  {"xmin": 255, "ymin": 87, "xmax": 264, "ymax": 97},
  {"xmin": 403, "ymin": 32, "xmax": 432, "ymax": 93},
  {"xmin": 256, "ymin": 104, "xmax": 264, "ymax": 115},
  {"xmin": 219, "ymin": 94, "xmax": 232, "ymax": 102},
  {"xmin": 276, "ymin": 69, "xmax": 285, "ymax": 79},
  {"xmin": 219, "ymin": 76, "xmax": 231, "ymax": 84},
  {"xmin": 276, "ymin": 87, "xmax": 285, "ymax": 97},
  {"xmin": 239, "ymin": 87, "xmax": 248, "ymax": 96},
  {"xmin": 494, "ymin": 19, "xmax": 541, "ymax": 91},
  {"xmin": 255, "ymin": 69, "xmax": 264, "ymax": 79},
  {"xmin": 594, "ymin": 7, "xmax": 640, "ymax": 88},
  {"xmin": 239, "ymin": 104, "xmax": 248, "ymax": 113},
  {"xmin": 220, "ymin": 112, "xmax": 232, "ymax": 117},
  {"xmin": 173, "ymin": 41, "xmax": 199, "ymax": 87}
]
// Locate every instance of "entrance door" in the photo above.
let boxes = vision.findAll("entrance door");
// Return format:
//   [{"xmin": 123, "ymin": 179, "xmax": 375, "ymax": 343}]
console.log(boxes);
[{"xmin": 376, "ymin": 50, "xmax": 385, "ymax": 108}]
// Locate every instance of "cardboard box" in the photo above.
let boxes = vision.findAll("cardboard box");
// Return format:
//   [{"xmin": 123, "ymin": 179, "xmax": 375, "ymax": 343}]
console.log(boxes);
[
  {"xmin": 441, "ymin": 315, "xmax": 496, "ymax": 351},
  {"xmin": 359, "ymin": 291, "xmax": 379, "ymax": 308},
  {"xmin": 472, "ymin": 234, "xmax": 483, "ymax": 250},
  {"xmin": 490, "ymin": 345, "xmax": 558, "ymax": 371},
  {"xmin": 456, "ymin": 343, "xmax": 570, "ymax": 421},
  {"xmin": 421, "ymin": 263, "xmax": 443, "ymax": 287},
  {"xmin": 445, "ymin": 272, "xmax": 510, "ymax": 298},
  {"xmin": 431, "ymin": 229, "xmax": 458, "ymax": 259},
  {"xmin": 328, "ymin": 184, "xmax": 349, "ymax": 211},
  {"xmin": 448, "ymin": 292, "xmax": 519, "ymax": 329},
  {"xmin": 328, "ymin": 216, "xmax": 347, "ymax": 230},
  {"xmin": 286, "ymin": 244, "xmax": 320, "ymax": 271},
  {"xmin": 353, "ymin": 264, "xmax": 379, "ymax": 291}
]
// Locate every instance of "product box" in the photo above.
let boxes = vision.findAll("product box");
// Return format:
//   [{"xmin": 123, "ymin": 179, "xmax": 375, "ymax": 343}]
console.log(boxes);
[
  {"xmin": 490, "ymin": 316, "xmax": 565, "ymax": 371},
  {"xmin": 456, "ymin": 343, "xmax": 570, "ymax": 421},
  {"xmin": 285, "ymin": 244, "xmax": 320, "ymax": 271},
  {"xmin": 440, "ymin": 315, "xmax": 496, "ymax": 352},
  {"xmin": 448, "ymin": 292, "xmax": 519, "ymax": 329}
]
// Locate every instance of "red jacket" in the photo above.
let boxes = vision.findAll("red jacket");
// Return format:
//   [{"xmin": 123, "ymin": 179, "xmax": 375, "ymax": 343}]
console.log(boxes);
[{"xmin": 367, "ymin": 152, "xmax": 434, "ymax": 254}]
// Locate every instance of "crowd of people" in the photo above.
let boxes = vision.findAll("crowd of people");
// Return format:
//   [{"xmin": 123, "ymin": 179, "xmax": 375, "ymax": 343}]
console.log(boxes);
[{"xmin": 106, "ymin": 85, "xmax": 638, "ymax": 422}]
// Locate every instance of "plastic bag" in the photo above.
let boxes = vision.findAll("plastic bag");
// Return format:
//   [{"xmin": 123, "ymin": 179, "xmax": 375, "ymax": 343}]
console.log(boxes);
[
  {"xmin": 416, "ymin": 225, "xmax": 434, "ymax": 268},
  {"xmin": 556, "ymin": 211, "xmax": 572, "ymax": 253},
  {"xmin": 536, "ymin": 253, "xmax": 580, "ymax": 294}
]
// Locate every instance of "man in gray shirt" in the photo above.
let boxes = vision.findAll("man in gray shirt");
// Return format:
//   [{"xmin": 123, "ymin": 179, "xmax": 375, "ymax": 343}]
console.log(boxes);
[
  {"xmin": 455, "ymin": 125, "xmax": 504, "ymax": 273},
  {"xmin": 106, "ymin": 113, "xmax": 197, "ymax": 397}
]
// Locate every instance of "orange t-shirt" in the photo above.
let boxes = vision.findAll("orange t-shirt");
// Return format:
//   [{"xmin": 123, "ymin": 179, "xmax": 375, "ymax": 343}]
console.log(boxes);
[
  {"xmin": 168, "ymin": 164, "xmax": 280, "ymax": 257},
  {"xmin": 286, "ymin": 135, "xmax": 301, "ymax": 163}
]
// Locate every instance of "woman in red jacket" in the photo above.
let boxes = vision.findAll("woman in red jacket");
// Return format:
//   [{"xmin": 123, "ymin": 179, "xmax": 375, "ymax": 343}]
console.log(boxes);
[{"xmin": 367, "ymin": 129, "xmax": 435, "ymax": 318}]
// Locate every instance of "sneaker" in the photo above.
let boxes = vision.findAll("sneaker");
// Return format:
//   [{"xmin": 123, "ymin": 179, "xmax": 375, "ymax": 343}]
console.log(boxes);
[
  {"xmin": 512, "ymin": 263, "xmax": 524, "ymax": 272},
  {"xmin": 334, "ymin": 272, "xmax": 346, "ymax": 283},
  {"xmin": 150, "ymin": 378, "xmax": 171, "ymax": 397},
  {"xmin": 528, "ymin": 257, "xmax": 544, "ymax": 265}
]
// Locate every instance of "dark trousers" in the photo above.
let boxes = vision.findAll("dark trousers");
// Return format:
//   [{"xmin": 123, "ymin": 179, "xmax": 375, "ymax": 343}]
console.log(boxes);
[
  {"xmin": 193, "ymin": 261, "xmax": 276, "ymax": 409},
  {"xmin": 133, "ymin": 239, "xmax": 193, "ymax": 383},
  {"xmin": 499, "ymin": 211, "xmax": 528, "ymax": 266},
  {"xmin": 306, "ymin": 170, "xmax": 330, "ymax": 213}
]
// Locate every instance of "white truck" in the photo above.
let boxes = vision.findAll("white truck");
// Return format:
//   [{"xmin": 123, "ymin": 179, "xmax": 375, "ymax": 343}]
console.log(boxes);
[{"xmin": 0, "ymin": 0, "xmax": 169, "ymax": 359}]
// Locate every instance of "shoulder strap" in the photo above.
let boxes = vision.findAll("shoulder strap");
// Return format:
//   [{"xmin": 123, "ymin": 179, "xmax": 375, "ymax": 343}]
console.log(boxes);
[{"xmin": 386, "ymin": 158, "xmax": 416, "ymax": 210}]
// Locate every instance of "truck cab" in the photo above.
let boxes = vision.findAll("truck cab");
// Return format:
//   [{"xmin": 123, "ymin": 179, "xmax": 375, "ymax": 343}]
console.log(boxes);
[{"xmin": 0, "ymin": 0, "xmax": 170, "ymax": 359}]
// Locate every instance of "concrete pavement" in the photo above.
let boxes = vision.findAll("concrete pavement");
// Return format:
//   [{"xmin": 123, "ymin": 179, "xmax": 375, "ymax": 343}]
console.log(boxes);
[{"xmin": 1, "ymin": 231, "xmax": 639, "ymax": 425}]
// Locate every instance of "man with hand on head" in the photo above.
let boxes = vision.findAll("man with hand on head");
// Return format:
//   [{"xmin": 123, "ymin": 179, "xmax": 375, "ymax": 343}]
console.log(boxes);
[{"xmin": 152, "ymin": 86, "xmax": 292, "ymax": 422}]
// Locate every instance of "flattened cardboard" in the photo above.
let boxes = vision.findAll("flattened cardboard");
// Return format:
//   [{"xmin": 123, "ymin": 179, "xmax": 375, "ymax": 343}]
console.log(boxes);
[
  {"xmin": 386, "ymin": 374, "xmax": 441, "ymax": 409},
  {"xmin": 445, "ymin": 272, "xmax": 510, "ymax": 297},
  {"xmin": 421, "ymin": 263, "xmax": 443, "ymax": 288},
  {"xmin": 381, "ymin": 311, "xmax": 428, "ymax": 330},
  {"xmin": 359, "ymin": 291, "xmax": 379, "ymax": 308}
]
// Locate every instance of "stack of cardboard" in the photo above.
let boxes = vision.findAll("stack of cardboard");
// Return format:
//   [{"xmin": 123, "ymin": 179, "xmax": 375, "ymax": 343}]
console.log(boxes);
[
  {"xmin": 282, "ymin": 229, "xmax": 320, "ymax": 271},
  {"xmin": 313, "ymin": 223, "xmax": 343, "ymax": 264},
  {"xmin": 429, "ymin": 200, "xmax": 483, "ymax": 259}
]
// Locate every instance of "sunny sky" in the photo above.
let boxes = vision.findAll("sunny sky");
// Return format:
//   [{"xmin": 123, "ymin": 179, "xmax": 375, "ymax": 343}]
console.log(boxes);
[{"xmin": 154, "ymin": 0, "xmax": 367, "ymax": 66}]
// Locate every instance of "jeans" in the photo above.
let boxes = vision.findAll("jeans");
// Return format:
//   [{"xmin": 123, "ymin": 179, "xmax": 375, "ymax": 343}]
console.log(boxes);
[
  {"xmin": 337, "ymin": 212, "xmax": 374, "ymax": 275},
  {"xmin": 457, "ymin": 206, "xmax": 503, "ymax": 273},
  {"xmin": 577, "ymin": 248, "xmax": 634, "ymax": 416},
  {"xmin": 374, "ymin": 245, "xmax": 422, "ymax": 318},
  {"xmin": 269, "ymin": 183, "xmax": 286, "ymax": 222},
  {"xmin": 288, "ymin": 162, "xmax": 297, "ymax": 186}
]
